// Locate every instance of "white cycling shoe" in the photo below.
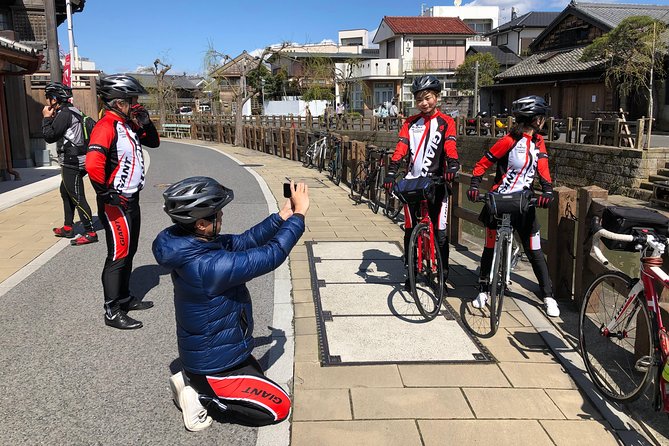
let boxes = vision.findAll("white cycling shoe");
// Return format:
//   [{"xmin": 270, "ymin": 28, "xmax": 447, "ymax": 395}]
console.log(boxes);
[
  {"xmin": 169, "ymin": 372, "xmax": 213, "ymax": 432},
  {"xmin": 544, "ymin": 297, "xmax": 560, "ymax": 318},
  {"xmin": 472, "ymin": 292, "xmax": 488, "ymax": 309}
]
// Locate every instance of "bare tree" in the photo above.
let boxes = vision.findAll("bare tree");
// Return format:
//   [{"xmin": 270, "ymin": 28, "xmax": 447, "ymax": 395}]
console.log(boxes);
[
  {"xmin": 139, "ymin": 58, "xmax": 173, "ymax": 126},
  {"xmin": 204, "ymin": 44, "xmax": 287, "ymax": 146}
]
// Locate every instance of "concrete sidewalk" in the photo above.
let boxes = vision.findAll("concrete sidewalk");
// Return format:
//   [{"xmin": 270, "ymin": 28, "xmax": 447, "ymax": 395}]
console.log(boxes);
[{"xmin": 0, "ymin": 140, "xmax": 651, "ymax": 445}]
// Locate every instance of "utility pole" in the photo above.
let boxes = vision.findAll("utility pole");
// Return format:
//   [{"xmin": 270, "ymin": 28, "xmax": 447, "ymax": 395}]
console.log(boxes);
[
  {"xmin": 44, "ymin": 0, "xmax": 61, "ymax": 83},
  {"xmin": 65, "ymin": 0, "xmax": 75, "ymax": 66},
  {"xmin": 646, "ymin": 22, "xmax": 656, "ymax": 149},
  {"xmin": 473, "ymin": 60, "xmax": 479, "ymax": 115}
]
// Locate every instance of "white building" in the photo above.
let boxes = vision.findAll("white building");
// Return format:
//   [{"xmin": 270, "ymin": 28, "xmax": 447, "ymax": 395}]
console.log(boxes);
[{"xmin": 422, "ymin": 3, "xmax": 499, "ymax": 34}]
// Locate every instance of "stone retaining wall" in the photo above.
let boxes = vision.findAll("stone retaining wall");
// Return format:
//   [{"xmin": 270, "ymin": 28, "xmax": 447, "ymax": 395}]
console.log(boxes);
[{"xmin": 338, "ymin": 130, "xmax": 669, "ymax": 196}]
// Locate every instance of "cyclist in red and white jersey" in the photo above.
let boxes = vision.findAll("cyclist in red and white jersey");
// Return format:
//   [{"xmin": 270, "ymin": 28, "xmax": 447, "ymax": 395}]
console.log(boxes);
[
  {"xmin": 86, "ymin": 74, "xmax": 160, "ymax": 330},
  {"xmin": 467, "ymin": 95, "xmax": 559, "ymax": 317},
  {"xmin": 383, "ymin": 75, "xmax": 459, "ymax": 289}
]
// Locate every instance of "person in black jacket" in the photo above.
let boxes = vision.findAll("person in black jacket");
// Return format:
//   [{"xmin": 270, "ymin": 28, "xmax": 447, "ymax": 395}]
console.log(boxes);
[
  {"xmin": 153, "ymin": 177, "xmax": 308, "ymax": 431},
  {"xmin": 42, "ymin": 82, "xmax": 97, "ymax": 246}
]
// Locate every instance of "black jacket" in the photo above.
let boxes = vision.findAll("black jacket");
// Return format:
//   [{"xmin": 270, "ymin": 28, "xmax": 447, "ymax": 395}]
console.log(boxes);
[{"xmin": 42, "ymin": 103, "xmax": 86, "ymax": 168}]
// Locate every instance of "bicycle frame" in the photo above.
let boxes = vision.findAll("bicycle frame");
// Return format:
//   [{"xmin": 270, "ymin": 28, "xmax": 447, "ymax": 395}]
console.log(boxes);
[
  {"xmin": 415, "ymin": 198, "xmax": 437, "ymax": 275},
  {"xmin": 592, "ymin": 231, "xmax": 669, "ymax": 411}
]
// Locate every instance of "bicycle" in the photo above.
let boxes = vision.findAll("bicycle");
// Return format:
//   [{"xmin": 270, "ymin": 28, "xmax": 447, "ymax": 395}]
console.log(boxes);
[
  {"xmin": 579, "ymin": 217, "xmax": 669, "ymax": 409},
  {"xmin": 383, "ymin": 170, "xmax": 404, "ymax": 221},
  {"xmin": 393, "ymin": 176, "xmax": 446, "ymax": 321},
  {"xmin": 349, "ymin": 147, "xmax": 391, "ymax": 214},
  {"xmin": 463, "ymin": 190, "xmax": 537, "ymax": 337},
  {"xmin": 327, "ymin": 135, "xmax": 343, "ymax": 186},
  {"xmin": 302, "ymin": 133, "xmax": 328, "ymax": 171}
]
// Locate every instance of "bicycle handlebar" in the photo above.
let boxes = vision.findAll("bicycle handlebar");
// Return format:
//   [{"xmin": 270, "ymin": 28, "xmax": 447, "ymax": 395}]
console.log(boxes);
[{"xmin": 590, "ymin": 216, "xmax": 666, "ymax": 266}]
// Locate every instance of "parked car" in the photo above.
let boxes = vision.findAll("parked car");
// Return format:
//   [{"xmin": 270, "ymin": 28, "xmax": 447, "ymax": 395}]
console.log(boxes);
[{"xmin": 179, "ymin": 106, "xmax": 193, "ymax": 115}]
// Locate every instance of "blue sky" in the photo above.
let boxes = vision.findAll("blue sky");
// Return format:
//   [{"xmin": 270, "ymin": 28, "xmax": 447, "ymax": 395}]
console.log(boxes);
[{"xmin": 58, "ymin": 0, "xmax": 667, "ymax": 75}]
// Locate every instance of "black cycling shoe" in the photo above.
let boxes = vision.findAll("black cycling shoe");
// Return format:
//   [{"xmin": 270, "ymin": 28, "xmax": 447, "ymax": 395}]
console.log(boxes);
[
  {"xmin": 120, "ymin": 298, "xmax": 154, "ymax": 312},
  {"xmin": 105, "ymin": 311, "xmax": 143, "ymax": 330}
]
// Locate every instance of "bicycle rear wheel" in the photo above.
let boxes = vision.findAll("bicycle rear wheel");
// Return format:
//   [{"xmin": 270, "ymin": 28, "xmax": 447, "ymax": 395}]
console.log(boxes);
[
  {"xmin": 368, "ymin": 166, "xmax": 382, "ymax": 214},
  {"xmin": 383, "ymin": 172, "xmax": 404, "ymax": 220},
  {"xmin": 407, "ymin": 223, "xmax": 444, "ymax": 320},
  {"xmin": 489, "ymin": 236, "xmax": 508, "ymax": 335},
  {"xmin": 349, "ymin": 161, "xmax": 367, "ymax": 203},
  {"xmin": 579, "ymin": 272, "xmax": 654, "ymax": 402}
]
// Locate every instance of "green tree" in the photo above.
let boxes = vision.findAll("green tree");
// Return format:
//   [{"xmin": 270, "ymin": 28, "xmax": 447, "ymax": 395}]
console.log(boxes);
[
  {"xmin": 581, "ymin": 15, "xmax": 667, "ymax": 120},
  {"xmin": 455, "ymin": 53, "xmax": 500, "ymax": 91}
]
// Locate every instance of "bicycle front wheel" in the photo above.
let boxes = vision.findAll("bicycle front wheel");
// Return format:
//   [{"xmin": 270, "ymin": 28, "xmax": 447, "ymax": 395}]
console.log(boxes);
[
  {"xmin": 408, "ymin": 223, "xmax": 444, "ymax": 320},
  {"xmin": 579, "ymin": 272, "xmax": 654, "ymax": 402},
  {"xmin": 332, "ymin": 148, "xmax": 342, "ymax": 185},
  {"xmin": 350, "ymin": 161, "xmax": 367, "ymax": 203},
  {"xmin": 489, "ymin": 236, "xmax": 508, "ymax": 335}
]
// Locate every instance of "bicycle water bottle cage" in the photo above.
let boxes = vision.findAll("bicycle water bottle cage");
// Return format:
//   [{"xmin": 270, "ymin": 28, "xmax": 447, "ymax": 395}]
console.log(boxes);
[
  {"xmin": 487, "ymin": 190, "xmax": 533, "ymax": 217},
  {"xmin": 393, "ymin": 177, "xmax": 435, "ymax": 204}
]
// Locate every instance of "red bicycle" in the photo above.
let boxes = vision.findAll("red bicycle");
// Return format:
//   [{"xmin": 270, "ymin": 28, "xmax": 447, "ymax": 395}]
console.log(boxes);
[
  {"xmin": 393, "ymin": 176, "xmax": 445, "ymax": 321},
  {"xmin": 579, "ymin": 216, "xmax": 669, "ymax": 410}
]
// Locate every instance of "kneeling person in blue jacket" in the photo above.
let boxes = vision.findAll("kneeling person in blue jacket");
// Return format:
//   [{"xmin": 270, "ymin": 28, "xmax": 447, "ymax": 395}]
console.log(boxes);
[{"xmin": 153, "ymin": 177, "xmax": 308, "ymax": 431}]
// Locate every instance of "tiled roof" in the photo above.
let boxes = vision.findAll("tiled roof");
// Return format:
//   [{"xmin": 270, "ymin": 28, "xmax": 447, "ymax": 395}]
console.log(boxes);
[
  {"xmin": 125, "ymin": 72, "xmax": 204, "ymax": 90},
  {"xmin": 487, "ymin": 12, "xmax": 560, "ymax": 34},
  {"xmin": 0, "ymin": 36, "xmax": 37, "ymax": 56},
  {"xmin": 574, "ymin": 2, "xmax": 669, "ymax": 28},
  {"xmin": 383, "ymin": 16, "xmax": 476, "ymax": 35},
  {"xmin": 467, "ymin": 45, "xmax": 523, "ymax": 66},
  {"xmin": 496, "ymin": 47, "xmax": 603, "ymax": 80}
]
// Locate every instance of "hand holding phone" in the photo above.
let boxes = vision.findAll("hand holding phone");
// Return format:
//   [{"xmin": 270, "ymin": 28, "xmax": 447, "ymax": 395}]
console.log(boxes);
[{"xmin": 283, "ymin": 182, "xmax": 294, "ymax": 198}]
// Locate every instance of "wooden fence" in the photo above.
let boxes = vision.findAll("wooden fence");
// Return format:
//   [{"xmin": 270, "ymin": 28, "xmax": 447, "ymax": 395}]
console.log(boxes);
[
  {"xmin": 164, "ymin": 113, "xmax": 654, "ymax": 149},
  {"xmin": 177, "ymin": 117, "xmax": 669, "ymax": 307}
]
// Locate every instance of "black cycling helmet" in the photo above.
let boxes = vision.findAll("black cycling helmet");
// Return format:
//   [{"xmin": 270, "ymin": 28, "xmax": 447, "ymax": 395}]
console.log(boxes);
[
  {"xmin": 411, "ymin": 75, "xmax": 442, "ymax": 95},
  {"xmin": 511, "ymin": 95, "xmax": 551, "ymax": 119},
  {"xmin": 45, "ymin": 82, "xmax": 72, "ymax": 102},
  {"xmin": 162, "ymin": 176, "xmax": 234, "ymax": 225},
  {"xmin": 97, "ymin": 74, "xmax": 148, "ymax": 101}
]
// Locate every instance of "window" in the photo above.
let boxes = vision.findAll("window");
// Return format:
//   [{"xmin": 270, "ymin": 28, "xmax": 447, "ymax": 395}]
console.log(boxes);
[
  {"xmin": 497, "ymin": 33, "xmax": 508, "ymax": 46},
  {"xmin": 351, "ymin": 83, "xmax": 364, "ymax": 111},
  {"xmin": 387, "ymin": 40, "xmax": 395, "ymax": 58},
  {"xmin": 341, "ymin": 37, "xmax": 363, "ymax": 46},
  {"xmin": 0, "ymin": 8, "xmax": 11, "ymax": 31}
]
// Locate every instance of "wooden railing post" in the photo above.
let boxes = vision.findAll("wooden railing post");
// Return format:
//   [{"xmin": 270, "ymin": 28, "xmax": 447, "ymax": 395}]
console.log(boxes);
[
  {"xmin": 593, "ymin": 118, "xmax": 602, "ymax": 145},
  {"xmin": 636, "ymin": 118, "xmax": 645, "ymax": 149},
  {"xmin": 547, "ymin": 117, "xmax": 554, "ymax": 141},
  {"xmin": 566, "ymin": 117, "xmax": 573, "ymax": 143},
  {"xmin": 449, "ymin": 179, "xmax": 464, "ymax": 245},
  {"xmin": 547, "ymin": 186, "xmax": 577, "ymax": 302},
  {"xmin": 573, "ymin": 186, "xmax": 609, "ymax": 307},
  {"xmin": 575, "ymin": 117, "xmax": 582, "ymax": 143}
]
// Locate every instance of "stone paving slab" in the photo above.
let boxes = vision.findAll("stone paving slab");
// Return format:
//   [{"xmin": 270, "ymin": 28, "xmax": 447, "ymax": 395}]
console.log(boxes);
[
  {"xmin": 418, "ymin": 419, "xmax": 556, "ymax": 446},
  {"xmin": 545, "ymin": 389, "xmax": 604, "ymax": 420},
  {"xmin": 291, "ymin": 420, "xmax": 422, "ymax": 446},
  {"xmin": 292, "ymin": 388, "xmax": 352, "ymax": 421},
  {"xmin": 540, "ymin": 420, "xmax": 620, "ymax": 445},
  {"xmin": 499, "ymin": 362, "xmax": 577, "ymax": 389},
  {"xmin": 463, "ymin": 388, "xmax": 565, "ymax": 419},
  {"xmin": 398, "ymin": 363, "xmax": 511, "ymax": 388},
  {"xmin": 351, "ymin": 387, "xmax": 473, "ymax": 419},
  {"xmin": 294, "ymin": 362, "xmax": 403, "ymax": 389}
]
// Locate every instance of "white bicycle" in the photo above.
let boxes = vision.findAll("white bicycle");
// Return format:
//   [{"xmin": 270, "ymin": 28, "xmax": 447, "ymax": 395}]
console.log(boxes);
[{"xmin": 302, "ymin": 135, "xmax": 329, "ymax": 172}]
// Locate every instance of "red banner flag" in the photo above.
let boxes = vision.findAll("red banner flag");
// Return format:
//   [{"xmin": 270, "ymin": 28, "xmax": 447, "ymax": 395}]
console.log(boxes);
[{"xmin": 62, "ymin": 53, "xmax": 71, "ymax": 87}]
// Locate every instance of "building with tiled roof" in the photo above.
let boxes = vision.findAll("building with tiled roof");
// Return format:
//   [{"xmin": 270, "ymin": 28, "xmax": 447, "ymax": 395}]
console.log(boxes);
[
  {"xmin": 485, "ymin": 1, "xmax": 669, "ymax": 129},
  {"xmin": 485, "ymin": 11, "xmax": 560, "ymax": 56},
  {"xmin": 466, "ymin": 45, "xmax": 523, "ymax": 70}
]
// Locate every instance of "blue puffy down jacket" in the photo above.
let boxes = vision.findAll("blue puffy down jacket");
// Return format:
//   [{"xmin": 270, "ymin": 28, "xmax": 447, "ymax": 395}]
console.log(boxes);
[{"xmin": 152, "ymin": 213, "xmax": 304, "ymax": 375}]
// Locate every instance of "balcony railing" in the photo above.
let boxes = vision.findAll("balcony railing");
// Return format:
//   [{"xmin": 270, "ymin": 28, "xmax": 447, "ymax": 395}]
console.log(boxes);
[
  {"xmin": 404, "ymin": 59, "xmax": 455, "ymax": 72},
  {"xmin": 347, "ymin": 58, "xmax": 402, "ymax": 78}
]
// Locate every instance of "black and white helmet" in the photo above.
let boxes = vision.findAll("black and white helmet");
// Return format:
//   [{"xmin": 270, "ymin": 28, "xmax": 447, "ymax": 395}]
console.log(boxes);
[
  {"xmin": 163, "ymin": 177, "xmax": 234, "ymax": 225},
  {"xmin": 44, "ymin": 82, "xmax": 72, "ymax": 102},
  {"xmin": 97, "ymin": 74, "xmax": 148, "ymax": 101},
  {"xmin": 411, "ymin": 75, "xmax": 442, "ymax": 95},
  {"xmin": 511, "ymin": 95, "xmax": 551, "ymax": 119}
]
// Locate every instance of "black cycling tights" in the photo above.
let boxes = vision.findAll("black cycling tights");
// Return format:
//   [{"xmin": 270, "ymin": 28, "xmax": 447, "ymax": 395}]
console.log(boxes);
[
  {"xmin": 60, "ymin": 166, "xmax": 94, "ymax": 232},
  {"xmin": 185, "ymin": 356, "xmax": 291, "ymax": 427},
  {"xmin": 97, "ymin": 193, "xmax": 140, "ymax": 316}
]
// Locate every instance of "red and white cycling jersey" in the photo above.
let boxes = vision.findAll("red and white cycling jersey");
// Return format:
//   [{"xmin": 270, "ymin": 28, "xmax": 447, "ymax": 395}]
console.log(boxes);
[
  {"xmin": 472, "ymin": 133, "xmax": 552, "ymax": 194},
  {"xmin": 86, "ymin": 113, "xmax": 147, "ymax": 195},
  {"xmin": 391, "ymin": 111, "xmax": 458, "ymax": 179}
]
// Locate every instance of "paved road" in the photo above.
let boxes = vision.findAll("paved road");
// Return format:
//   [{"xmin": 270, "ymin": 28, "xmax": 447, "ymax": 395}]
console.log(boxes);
[{"xmin": 0, "ymin": 141, "xmax": 276, "ymax": 445}]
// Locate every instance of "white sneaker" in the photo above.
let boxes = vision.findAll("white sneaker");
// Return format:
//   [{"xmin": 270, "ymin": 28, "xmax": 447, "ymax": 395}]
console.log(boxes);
[
  {"xmin": 178, "ymin": 386, "xmax": 213, "ymax": 432},
  {"xmin": 472, "ymin": 292, "xmax": 488, "ymax": 309},
  {"xmin": 169, "ymin": 372, "xmax": 185, "ymax": 409},
  {"xmin": 544, "ymin": 297, "xmax": 560, "ymax": 318}
]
